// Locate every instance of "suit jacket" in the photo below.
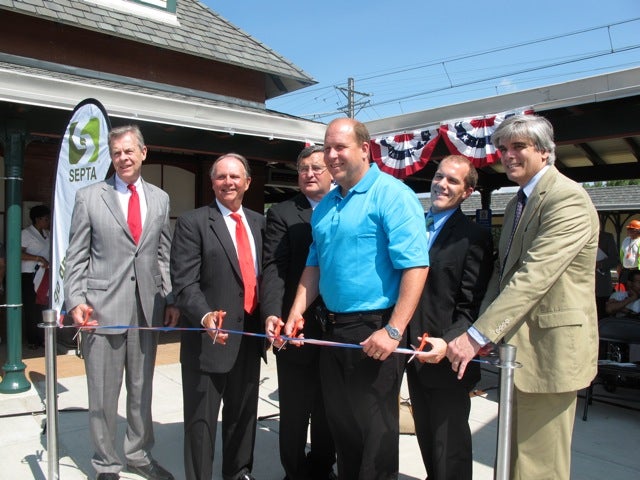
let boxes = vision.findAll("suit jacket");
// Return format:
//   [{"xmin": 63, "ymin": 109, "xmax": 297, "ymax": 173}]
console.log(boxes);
[
  {"xmin": 477, "ymin": 166, "xmax": 599, "ymax": 393},
  {"xmin": 171, "ymin": 202, "xmax": 266, "ymax": 373},
  {"xmin": 260, "ymin": 193, "xmax": 324, "ymax": 365},
  {"xmin": 64, "ymin": 175, "xmax": 173, "ymax": 331},
  {"xmin": 409, "ymin": 208, "xmax": 494, "ymax": 390}
]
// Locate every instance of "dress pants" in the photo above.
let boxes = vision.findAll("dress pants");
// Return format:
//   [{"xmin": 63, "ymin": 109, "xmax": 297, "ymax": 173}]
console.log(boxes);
[
  {"xmin": 82, "ymin": 327, "xmax": 159, "ymax": 474},
  {"xmin": 182, "ymin": 334, "xmax": 261, "ymax": 480},
  {"xmin": 22, "ymin": 272, "xmax": 44, "ymax": 346},
  {"xmin": 276, "ymin": 349, "xmax": 335, "ymax": 480},
  {"xmin": 319, "ymin": 320, "xmax": 404, "ymax": 480},
  {"xmin": 406, "ymin": 365, "xmax": 472, "ymax": 480},
  {"xmin": 510, "ymin": 388, "xmax": 578, "ymax": 480}
]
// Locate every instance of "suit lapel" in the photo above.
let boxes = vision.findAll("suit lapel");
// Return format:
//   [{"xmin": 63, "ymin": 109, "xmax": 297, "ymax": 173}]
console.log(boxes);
[
  {"xmin": 209, "ymin": 205, "xmax": 243, "ymax": 280},
  {"xmin": 501, "ymin": 166, "xmax": 556, "ymax": 278},
  {"xmin": 100, "ymin": 176, "xmax": 134, "ymax": 242},
  {"xmin": 138, "ymin": 179, "xmax": 157, "ymax": 246},
  {"xmin": 245, "ymin": 210, "xmax": 263, "ymax": 273},
  {"xmin": 294, "ymin": 194, "xmax": 312, "ymax": 225}
]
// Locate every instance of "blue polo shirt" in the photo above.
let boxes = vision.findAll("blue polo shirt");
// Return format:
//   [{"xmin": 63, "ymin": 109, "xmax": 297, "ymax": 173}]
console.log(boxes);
[{"xmin": 307, "ymin": 163, "xmax": 430, "ymax": 313}]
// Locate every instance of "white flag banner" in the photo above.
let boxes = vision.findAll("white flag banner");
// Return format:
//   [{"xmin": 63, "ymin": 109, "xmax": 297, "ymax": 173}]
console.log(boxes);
[{"xmin": 51, "ymin": 99, "xmax": 111, "ymax": 322}]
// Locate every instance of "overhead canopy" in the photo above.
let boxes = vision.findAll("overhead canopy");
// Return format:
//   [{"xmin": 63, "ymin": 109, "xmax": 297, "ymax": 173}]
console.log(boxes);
[
  {"xmin": 366, "ymin": 67, "xmax": 640, "ymax": 192},
  {"xmin": 0, "ymin": 57, "xmax": 327, "ymax": 145}
]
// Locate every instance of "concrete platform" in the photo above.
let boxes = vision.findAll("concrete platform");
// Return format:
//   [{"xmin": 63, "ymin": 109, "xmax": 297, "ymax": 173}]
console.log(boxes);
[{"xmin": 1, "ymin": 335, "xmax": 640, "ymax": 479}]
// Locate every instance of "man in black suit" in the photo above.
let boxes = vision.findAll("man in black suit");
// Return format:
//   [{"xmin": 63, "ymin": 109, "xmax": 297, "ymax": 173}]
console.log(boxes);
[
  {"xmin": 406, "ymin": 155, "xmax": 493, "ymax": 480},
  {"xmin": 171, "ymin": 153, "xmax": 266, "ymax": 480},
  {"xmin": 262, "ymin": 145, "xmax": 336, "ymax": 480}
]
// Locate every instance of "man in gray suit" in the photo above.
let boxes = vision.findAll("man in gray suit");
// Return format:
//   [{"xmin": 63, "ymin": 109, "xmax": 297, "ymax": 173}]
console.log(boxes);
[{"xmin": 65, "ymin": 125, "xmax": 179, "ymax": 480}]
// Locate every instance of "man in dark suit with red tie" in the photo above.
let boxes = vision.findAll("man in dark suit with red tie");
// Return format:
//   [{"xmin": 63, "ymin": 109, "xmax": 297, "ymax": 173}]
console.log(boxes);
[
  {"xmin": 170, "ymin": 153, "xmax": 266, "ymax": 480},
  {"xmin": 407, "ymin": 155, "xmax": 494, "ymax": 480},
  {"xmin": 262, "ymin": 145, "xmax": 336, "ymax": 480}
]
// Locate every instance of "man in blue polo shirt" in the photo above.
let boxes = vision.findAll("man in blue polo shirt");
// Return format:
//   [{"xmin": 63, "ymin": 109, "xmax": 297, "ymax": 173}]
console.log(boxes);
[{"xmin": 284, "ymin": 118, "xmax": 430, "ymax": 479}]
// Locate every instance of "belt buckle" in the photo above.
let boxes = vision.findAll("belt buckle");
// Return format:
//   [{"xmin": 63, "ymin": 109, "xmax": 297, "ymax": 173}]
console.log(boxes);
[{"xmin": 327, "ymin": 312, "xmax": 336, "ymax": 324}]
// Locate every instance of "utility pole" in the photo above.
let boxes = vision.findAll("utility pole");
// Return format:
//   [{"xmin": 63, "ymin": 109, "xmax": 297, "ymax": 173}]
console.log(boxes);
[{"xmin": 336, "ymin": 77, "xmax": 371, "ymax": 118}]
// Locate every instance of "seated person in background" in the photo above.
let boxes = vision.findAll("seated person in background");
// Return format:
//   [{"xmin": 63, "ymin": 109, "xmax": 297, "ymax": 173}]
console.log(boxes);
[{"xmin": 606, "ymin": 269, "xmax": 640, "ymax": 317}]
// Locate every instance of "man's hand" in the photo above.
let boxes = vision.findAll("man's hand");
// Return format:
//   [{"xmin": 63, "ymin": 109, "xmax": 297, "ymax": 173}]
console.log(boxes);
[
  {"xmin": 415, "ymin": 337, "xmax": 447, "ymax": 364},
  {"xmin": 69, "ymin": 304, "xmax": 98, "ymax": 328},
  {"xmin": 283, "ymin": 311, "xmax": 306, "ymax": 347},
  {"xmin": 203, "ymin": 311, "xmax": 228, "ymax": 345},
  {"xmin": 360, "ymin": 328, "xmax": 399, "ymax": 361},
  {"xmin": 446, "ymin": 332, "xmax": 481, "ymax": 379},
  {"xmin": 265, "ymin": 315, "xmax": 286, "ymax": 349},
  {"xmin": 164, "ymin": 305, "xmax": 180, "ymax": 327}
]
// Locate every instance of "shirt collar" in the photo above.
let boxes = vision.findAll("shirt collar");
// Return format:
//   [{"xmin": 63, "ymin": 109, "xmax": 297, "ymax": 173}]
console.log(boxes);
[
  {"xmin": 521, "ymin": 164, "xmax": 550, "ymax": 198},
  {"xmin": 428, "ymin": 207, "xmax": 457, "ymax": 231},
  {"xmin": 115, "ymin": 174, "xmax": 143, "ymax": 193},
  {"xmin": 216, "ymin": 199, "xmax": 245, "ymax": 218}
]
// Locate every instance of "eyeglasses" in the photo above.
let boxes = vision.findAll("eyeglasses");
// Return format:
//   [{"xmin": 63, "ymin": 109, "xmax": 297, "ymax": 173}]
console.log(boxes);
[{"xmin": 297, "ymin": 165, "xmax": 327, "ymax": 175}]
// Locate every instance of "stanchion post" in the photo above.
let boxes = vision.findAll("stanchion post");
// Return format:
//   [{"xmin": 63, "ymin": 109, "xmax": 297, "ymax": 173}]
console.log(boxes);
[
  {"xmin": 42, "ymin": 309, "xmax": 59, "ymax": 480},
  {"xmin": 495, "ymin": 343, "xmax": 517, "ymax": 480}
]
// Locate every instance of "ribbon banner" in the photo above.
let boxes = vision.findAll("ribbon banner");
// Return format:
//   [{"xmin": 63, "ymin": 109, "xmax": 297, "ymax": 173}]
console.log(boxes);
[
  {"xmin": 370, "ymin": 126, "xmax": 440, "ymax": 178},
  {"xmin": 50, "ymin": 99, "xmax": 112, "ymax": 321},
  {"xmin": 371, "ymin": 107, "xmax": 534, "ymax": 178}
]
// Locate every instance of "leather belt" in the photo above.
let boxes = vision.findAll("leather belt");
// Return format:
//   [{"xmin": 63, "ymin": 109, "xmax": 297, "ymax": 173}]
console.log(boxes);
[{"xmin": 326, "ymin": 307, "xmax": 393, "ymax": 325}]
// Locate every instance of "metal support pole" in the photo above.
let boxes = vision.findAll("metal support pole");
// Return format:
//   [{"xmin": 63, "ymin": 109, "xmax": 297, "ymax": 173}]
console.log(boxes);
[
  {"xmin": 0, "ymin": 122, "xmax": 30, "ymax": 393},
  {"xmin": 495, "ymin": 344, "xmax": 517, "ymax": 480},
  {"xmin": 43, "ymin": 309, "xmax": 59, "ymax": 480}
]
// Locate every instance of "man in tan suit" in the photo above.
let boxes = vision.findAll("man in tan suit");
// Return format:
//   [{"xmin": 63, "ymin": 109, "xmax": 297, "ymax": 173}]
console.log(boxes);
[{"xmin": 443, "ymin": 114, "xmax": 599, "ymax": 480}]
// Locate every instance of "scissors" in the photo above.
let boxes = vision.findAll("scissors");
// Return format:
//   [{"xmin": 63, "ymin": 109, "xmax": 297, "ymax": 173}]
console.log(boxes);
[
  {"xmin": 212, "ymin": 310, "xmax": 225, "ymax": 344},
  {"xmin": 408, "ymin": 332, "xmax": 429, "ymax": 363},
  {"xmin": 275, "ymin": 317, "xmax": 305, "ymax": 351},
  {"xmin": 73, "ymin": 306, "xmax": 95, "ymax": 340}
]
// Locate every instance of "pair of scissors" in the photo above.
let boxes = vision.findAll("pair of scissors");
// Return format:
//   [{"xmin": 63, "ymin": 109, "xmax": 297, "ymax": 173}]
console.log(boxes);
[
  {"xmin": 274, "ymin": 317, "xmax": 305, "ymax": 351},
  {"xmin": 212, "ymin": 310, "xmax": 225, "ymax": 343},
  {"xmin": 408, "ymin": 332, "xmax": 429, "ymax": 363},
  {"xmin": 73, "ymin": 306, "xmax": 95, "ymax": 340}
]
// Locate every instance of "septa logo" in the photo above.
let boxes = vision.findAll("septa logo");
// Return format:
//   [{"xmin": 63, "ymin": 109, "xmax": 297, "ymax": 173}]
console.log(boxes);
[{"xmin": 68, "ymin": 117, "xmax": 101, "ymax": 165}]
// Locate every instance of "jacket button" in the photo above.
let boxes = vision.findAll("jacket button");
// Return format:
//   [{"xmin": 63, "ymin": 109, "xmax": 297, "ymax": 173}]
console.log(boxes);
[{"xmin": 131, "ymin": 276, "xmax": 135, "ymax": 281}]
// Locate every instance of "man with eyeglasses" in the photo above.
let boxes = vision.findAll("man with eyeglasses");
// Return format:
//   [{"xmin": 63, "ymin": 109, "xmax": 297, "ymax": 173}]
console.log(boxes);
[{"xmin": 262, "ymin": 145, "xmax": 336, "ymax": 480}]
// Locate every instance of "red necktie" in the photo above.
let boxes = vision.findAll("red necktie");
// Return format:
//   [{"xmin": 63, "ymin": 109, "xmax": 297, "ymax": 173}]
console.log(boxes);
[
  {"xmin": 127, "ymin": 184, "xmax": 142, "ymax": 244},
  {"xmin": 230, "ymin": 212, "xmax": 257, "ymax": 314}
]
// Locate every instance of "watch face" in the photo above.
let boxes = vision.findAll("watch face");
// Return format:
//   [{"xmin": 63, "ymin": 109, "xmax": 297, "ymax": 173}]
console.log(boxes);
[{"xmin": 385, "ymin": 324, "xmax": 401, "ymax": 340}]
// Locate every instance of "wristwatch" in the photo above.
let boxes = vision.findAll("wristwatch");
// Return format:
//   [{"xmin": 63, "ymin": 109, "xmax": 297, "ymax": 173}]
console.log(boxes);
[{"xmin": 384, "ymin": 324, "xmax": 402, "ymax": 341}]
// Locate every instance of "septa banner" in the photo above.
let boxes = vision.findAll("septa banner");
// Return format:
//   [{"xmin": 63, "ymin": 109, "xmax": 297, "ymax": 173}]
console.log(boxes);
[{"xmin": 50, "ymin": 99, "xmax": 112, "ymax": 322}]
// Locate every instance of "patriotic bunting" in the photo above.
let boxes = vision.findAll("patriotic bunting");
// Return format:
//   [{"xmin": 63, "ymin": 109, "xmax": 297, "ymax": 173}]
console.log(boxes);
[
  {"xmin": 370, "ymin": 127, "xmax": 440, "ymax": 178},
  {"xmin": 370, "ymin": 107, "xmax": 533, "ymax": 178}
]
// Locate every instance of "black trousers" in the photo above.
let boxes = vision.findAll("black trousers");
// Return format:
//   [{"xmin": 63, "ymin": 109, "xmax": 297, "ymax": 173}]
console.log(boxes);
[
  {"xmin": 319, "ymin": 319, "xmax": 404, "ymax": 480},
  {"xmin": 276, "ymin": 349, "xmax": 335, "ymax": 480},
  {"xmin": 22, "ymin": 272, "xmax": 44, "ymax": 346},
  {"xmin": 406, "ymin": 364, "xmax": 473, "ymax": 480},
  {"xmin": 182, "ymin": 334, "xmax": 261, "ymax": 480}
]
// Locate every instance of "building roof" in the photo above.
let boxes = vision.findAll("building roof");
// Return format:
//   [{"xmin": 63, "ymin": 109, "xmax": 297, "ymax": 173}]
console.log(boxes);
[
  {"xmin": 366, "ymin": 67, "xmax": 640, "ymax": 193},
  {"xmin": 419, "ymin": 184, "xmax": 640, "ymax": 216},
  {"xmin": 0, "ymin": 0, "xmax": 315, "ymax": 98}
]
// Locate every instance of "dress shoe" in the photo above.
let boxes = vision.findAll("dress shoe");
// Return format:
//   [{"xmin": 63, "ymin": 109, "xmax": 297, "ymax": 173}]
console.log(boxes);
[
  {"xmin": 96, "ymin": 474, "xmax": 119, "ymax": 480},
  {"xmin": 126, "ymin": 460, "xmax": 174, "ymax": 480}
]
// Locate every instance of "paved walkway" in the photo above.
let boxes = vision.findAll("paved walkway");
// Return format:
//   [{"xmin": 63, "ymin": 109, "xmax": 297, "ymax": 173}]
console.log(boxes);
[{"xmin": 1, "ymin": 334, "xmax": 640, "ymax": 479}]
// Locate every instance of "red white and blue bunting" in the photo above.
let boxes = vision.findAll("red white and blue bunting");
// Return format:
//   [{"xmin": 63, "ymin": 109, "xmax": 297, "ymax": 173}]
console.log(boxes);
[
  {"xmin": 370, "ymin": 126, "xmax": 440, "ymax": 178},
  {"xmin": 370, "ymin": 107, "xmax": 534, "ymax": 178}
]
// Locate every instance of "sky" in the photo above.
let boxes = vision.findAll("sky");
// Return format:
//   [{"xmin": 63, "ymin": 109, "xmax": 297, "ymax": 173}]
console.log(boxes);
[{"xmin": 204, "ymin": 0, "xmax": 640, "ymax": 123}]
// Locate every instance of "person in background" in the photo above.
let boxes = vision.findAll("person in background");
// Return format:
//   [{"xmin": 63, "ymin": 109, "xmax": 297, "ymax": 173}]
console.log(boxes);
[
  {"xmin": 21, "ymin": 204, "xmax": 50, "ymax": 349},
  {"xmin": 442, "ymin": 114, "xmax": 599, "ymax": 480},
  {"xmin": 171, "ymin": 153, "xmax": 265, "ymax": 480},
  {"xmin": 284, "ymin": 118, "xmax": 430, "ymax": 479},
  {"xmin": 65, "ymin": 125, "xmax": 178, "ymax": 480},
  {"xmin": 262, "ymin": 145, "xmax": 336, "ymax": 480},
  {"xmin": 619, "ymin": 219, "xmax": 640, "ymax": 284},
  {"xmin": 407, "ymin": 155, "xmax": 494, "ymax": 480},
  {"xmin": 596, "ymin": 229, "xmax": 618, "ymax": 319}
]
